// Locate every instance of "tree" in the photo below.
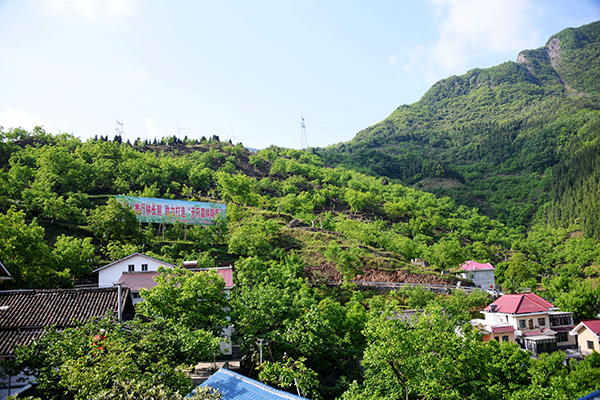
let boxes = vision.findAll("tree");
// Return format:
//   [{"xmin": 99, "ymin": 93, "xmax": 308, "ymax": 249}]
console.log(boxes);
[
  {"xmin": 87, "ymin": 197, "xmax": 141, "ymax": 244},
  {"xmin": 0, "ymin": 207, "xmax": 71, "ymax": 288},
  {"xmin": 6, "ymin": 316, "xmax": 220, "ymax": 400},
  {"xmin": 214, "ymin": 171, "xmax": 260, "ymax": 206},
  {"xmin": 259, "ymin": 356, "xmax": 321, "ymax": 399},
  {"xmin": 425, "ymin": 236, "xmax": 464, "ymax": 271},
  {"xmin": 51, "ymin": 235, "xmax": 96, "ymax": 276},
  {"xmin": 137, "ymin": 267, "xmax": 229, "ymax": 337},
  {"xmin": 324, "ymin": 242, "xmax": 364, "ymax": 282},
  {"xmin": 344, "ymin": 304, "xmax": 491, "ymax": 400},
  {"xmin": 227, "ymin": 216, "xmax": 280, "ymax": 257},
  {"xmin": 553, "ymin": 281, "xmax": 599, "ymax": 322},
  {"xmin": 502, "ymin": 252, "xmax": 536, "ymax": 293}
]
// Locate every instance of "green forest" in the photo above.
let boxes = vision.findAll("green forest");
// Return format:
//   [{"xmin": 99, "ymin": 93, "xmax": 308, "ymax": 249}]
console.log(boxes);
[{"xmin": 1, "ymin": 21, "xmax": 600, "ymax": 400}]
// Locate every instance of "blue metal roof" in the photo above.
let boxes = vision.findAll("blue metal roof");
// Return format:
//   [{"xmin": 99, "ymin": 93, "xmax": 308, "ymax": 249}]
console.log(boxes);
[
  {"xmin": 196, "ymin": 368, "xmax": 309, "ymax": 400},
  {"xmin": 578, "ymin": 390, "xmax": 600, "ymax": 400}
]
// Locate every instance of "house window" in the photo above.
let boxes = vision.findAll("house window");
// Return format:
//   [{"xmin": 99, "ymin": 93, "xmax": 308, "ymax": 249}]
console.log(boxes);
[
  {"xmin": 132, "ymin": 292, "xmax": 140, "ymax": 299},
  {"xmin": 588, "ymin": 341, "xmax": 595, "ymax": 350},
  {"xmin": 528, "ymin": 319, "xmax": 534, "ymax": 330},
  {"xmin": 538, "ymin": 318, "xmax": 546, "ymax": 327},
  {"xmin": 128, "ymin": 264, "xmax": 134, "ymax": 272},
  {"xmin": 556, "ymin": 332, "xmax": 568, "ymax": 342},
  {"xmin": 519, "ymin": 320, "xmax": 526, "ymax": 329},
  {"xmin": 550, "ymin": 314, "xmax": 573, "ymax": 327},
  {"xmin": 141, "ymin": 264, "xmax": 148, "ymax": 272},
  {"xmin": 502, "ymin": 335, "xmax": 509, "ymax": 342},
  {"xmin": 493, "ymin": 336, "xmax": 500, "ymax": 342}
]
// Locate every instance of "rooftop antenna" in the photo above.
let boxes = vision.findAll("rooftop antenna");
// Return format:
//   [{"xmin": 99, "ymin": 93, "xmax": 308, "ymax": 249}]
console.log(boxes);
[
  {"xmin": 115, "ymin": 120, "xmax": 124, "ymax": 137},
  {"xmin": 300, "ymin": 116, "xmax": 308, "ymax": 150}
]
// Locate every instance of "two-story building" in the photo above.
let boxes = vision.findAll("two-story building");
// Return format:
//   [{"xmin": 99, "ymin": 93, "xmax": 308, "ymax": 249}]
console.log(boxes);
[
  {"xmin": 457, "ymin": 260, "xmax": 496, "ymax": 291},
  {"xmin": 480, "ymin": 292, "xmax": 576, "ymax": 356}
]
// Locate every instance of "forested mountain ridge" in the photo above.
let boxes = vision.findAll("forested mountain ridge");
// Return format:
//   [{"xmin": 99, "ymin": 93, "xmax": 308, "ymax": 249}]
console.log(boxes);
[{"xmin": 318, "ymin": 21, "xmax": 600, "ymax": 233}]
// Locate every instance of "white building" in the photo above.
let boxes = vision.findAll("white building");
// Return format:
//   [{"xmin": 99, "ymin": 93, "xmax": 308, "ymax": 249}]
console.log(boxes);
[
  {"xmin": 481, "ymin": 292, "xmax": 576, "ymax": 357},
  {"xmin": 457, "ymin": 260, "xmax": 496, "ymax": 290},
  {"xmin": 93, "ymin": 253, "xmax": 178, "ymax": 288}
]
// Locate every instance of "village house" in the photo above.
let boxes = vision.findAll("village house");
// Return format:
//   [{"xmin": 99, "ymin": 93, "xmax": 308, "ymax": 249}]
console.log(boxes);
[
  {"xmin": 570, "ymin": 320, "xmax": 600, "ymax": 357},
  {"xmin": 456, "ymin": 260, "xmax": 496, "ymax": 291},
  {"xmin": 93, "ymin": 253, "xmax": 178, "ymax": 288},
  {"xmin": 480, "ymin": 292, "xmax": 576, "ymax": 357},
  {"xmin": 0, "ymin": 287, "xmax": 134, "ymax": 360}
]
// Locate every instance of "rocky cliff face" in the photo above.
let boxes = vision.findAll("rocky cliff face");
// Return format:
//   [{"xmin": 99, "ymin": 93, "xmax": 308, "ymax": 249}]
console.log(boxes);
[
  {"xmin": 516, "ymin": 37, "xmax": 561, "ymax": 67},
  {"xmin": 546, "ymin": 37, "xmax": 562, "ymax": 67}
]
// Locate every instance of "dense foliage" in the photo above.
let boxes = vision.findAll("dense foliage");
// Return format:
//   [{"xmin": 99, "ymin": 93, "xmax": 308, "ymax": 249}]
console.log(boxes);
[{"xmin": 3, "ymin": 316, "xmax": 221, "ymax": 399}]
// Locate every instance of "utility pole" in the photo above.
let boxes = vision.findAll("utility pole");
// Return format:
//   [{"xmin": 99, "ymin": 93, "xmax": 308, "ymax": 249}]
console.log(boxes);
[
  {"xmin": 257, "ymin": 338, "xmax": 264, "ymax": 364},
  {"xmin": 115, "ymin": 282, "xmax": 123, "ymax": 322}
]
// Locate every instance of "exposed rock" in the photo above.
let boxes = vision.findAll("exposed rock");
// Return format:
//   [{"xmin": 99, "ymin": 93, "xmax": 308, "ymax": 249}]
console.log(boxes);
[
  {"xmin": 287, "ymin": 218, "xmax": 309, "ymax": 228},
  {"xmin": 304, "ymin": 262, "xmax": 473, "ymax": 286},
  {"xmin": 546, "ymin": 37, "xmax": 562, "ymax": 68}
]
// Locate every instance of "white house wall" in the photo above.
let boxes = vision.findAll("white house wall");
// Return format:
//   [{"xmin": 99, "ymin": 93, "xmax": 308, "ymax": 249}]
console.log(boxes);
[
  {"xmin": 462, "ymin": 270, "xmax": 495, "ymax": 289},
  {"xmin": 98, "ymin": 256, "xmax": 174, "ymax": 288}
]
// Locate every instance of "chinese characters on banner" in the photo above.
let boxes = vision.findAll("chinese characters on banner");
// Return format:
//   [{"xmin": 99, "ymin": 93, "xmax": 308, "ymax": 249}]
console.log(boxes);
[{"xmin": 116, "ymin": 195, "xmax": 226, "ymax": 225}]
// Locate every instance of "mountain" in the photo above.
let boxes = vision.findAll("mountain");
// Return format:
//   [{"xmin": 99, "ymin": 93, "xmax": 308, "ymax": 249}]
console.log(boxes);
[{"xmin": 317, "ymin": 21, "xmax": 600, "ymax": 234}]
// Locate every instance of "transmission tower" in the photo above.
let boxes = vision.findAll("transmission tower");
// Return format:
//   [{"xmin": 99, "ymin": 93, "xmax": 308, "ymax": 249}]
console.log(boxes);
[
  {"xmin": 115, "ymin": 120, "xmax": 124, "ymax": 136},
  {"xmin": 300, "ymin": 116, "xmax": 308, "ymax": 150}
]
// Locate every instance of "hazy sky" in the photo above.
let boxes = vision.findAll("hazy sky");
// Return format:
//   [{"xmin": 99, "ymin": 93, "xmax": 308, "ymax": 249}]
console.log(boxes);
[{"xmin": 1, "ymin": 1, "xmax": 598, "ymax": 149}]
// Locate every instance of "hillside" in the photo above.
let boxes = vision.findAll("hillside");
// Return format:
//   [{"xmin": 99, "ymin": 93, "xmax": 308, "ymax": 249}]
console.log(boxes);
[
  {"xmin": 317, "ymin": 21, "xmax": 600, "ymax": 234},
  {"xmin": 0, "ymin": 131, "xmax": 500, "ymax": 289}
]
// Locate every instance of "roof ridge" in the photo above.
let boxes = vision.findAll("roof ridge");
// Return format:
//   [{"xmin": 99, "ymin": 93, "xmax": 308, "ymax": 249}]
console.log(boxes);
[
  {"xmin": 0, "ymin": 287, "xmax": 117, "ymax": 295},
  {"xmin": 515, "ymin": 294, "xmax": 525, "ymax": 313}
]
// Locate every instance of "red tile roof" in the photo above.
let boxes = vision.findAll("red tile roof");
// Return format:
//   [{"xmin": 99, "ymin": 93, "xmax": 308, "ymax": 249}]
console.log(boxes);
[
  {"xmin": 485, "ymin": 292, "xmax": 555, "ymax": 314},
  {"xmin": 581, "ymin": 320, "xmax": 600, "ymax": 336},
  {"xmin": 459, "ymin": 260, "xmax": 495, "ymax": 271},
  {"xmin": 490, "ymin": 325, "xmax": 515, "ymax": 333},
  {"xmin": 190, "ymin": 267, "xmax": 234, "ymax": 289},
  {"xmin": 117, "ymin": 272, "xmax": 161, "ymax": 292},
  {"xmin": 119, "ymin": 267, "xmax": 235, "ymax": 292}
]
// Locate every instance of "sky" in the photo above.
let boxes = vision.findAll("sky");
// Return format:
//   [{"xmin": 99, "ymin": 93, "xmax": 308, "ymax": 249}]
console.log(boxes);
[{"xmin": 0, "ymin": 1, "xmax": 599, "ymax": 150}]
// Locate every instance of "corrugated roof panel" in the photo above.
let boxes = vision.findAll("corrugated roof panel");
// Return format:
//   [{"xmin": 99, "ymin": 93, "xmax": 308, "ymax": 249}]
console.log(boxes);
[{"xmin": 199, "ymin": 368, "xmax": 308, "ymax": 400}]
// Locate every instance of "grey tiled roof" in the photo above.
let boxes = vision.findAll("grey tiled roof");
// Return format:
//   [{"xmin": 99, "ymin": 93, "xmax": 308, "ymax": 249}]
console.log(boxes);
[{"xmin": 0, "ymin": 287, "xmax": 133, "ymax": 355}]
